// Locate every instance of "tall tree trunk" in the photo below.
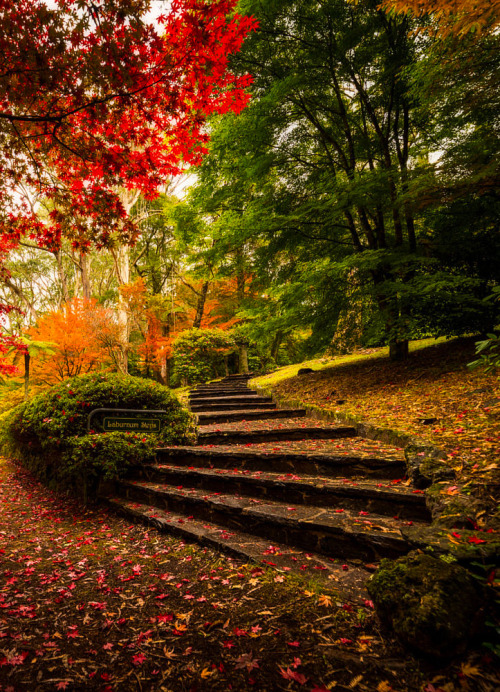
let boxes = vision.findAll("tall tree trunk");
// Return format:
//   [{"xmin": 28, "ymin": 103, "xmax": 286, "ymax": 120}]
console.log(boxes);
[
  {"xmin": 112, "ymin": 188, "xmax": 141, "ymax": 375},
  {"xmin": 372, "ymin": 270, "xmax": 409, "ymax": 361},
  {"xmin": 389, "ymin": 340, "xmax": 409, "ymax": 361},
  {"xmin": 114, "ymin": 244, "xmax": 130, "ymax": 375},
  {"xmin": 24, "ymin": 353, "xmax": 30, "ymax": 402},
  {"xmin": 54, "ymin": 250, "xmax": 70, "ymax": 303},
  {"xmin": 235, "ymin": 252, "xmax": 250, "ymax": 374},
  {"xmin": 238, "ymin": 342, "xmax": 249, "ymax": 374},
  {"xmin": 270, "ymin": 330, "xmax": 283, "ymax": 363},
  {"xmin": 80, "ymin": 251, "xmax": 91, "ymax": 300},
  {"xmin": 192, "ymin": 280, "xmax": 209, "ymax": 328},
  {"xmin": 158, "ymin": 322, "xmax": 170, "ymax": 386}
]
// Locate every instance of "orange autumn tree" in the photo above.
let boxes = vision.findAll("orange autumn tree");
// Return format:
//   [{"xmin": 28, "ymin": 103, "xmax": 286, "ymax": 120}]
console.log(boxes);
[
  {"xmin": 29, "ymin": 299, "xmax": 120, "ymax": 384},
  {"xmin": 381, "ymin": 0, "xmax": 500, "ymax": 36},
  {"xmin": 127, "ymin": 276, "xmax": 241, "ymax": 383}
]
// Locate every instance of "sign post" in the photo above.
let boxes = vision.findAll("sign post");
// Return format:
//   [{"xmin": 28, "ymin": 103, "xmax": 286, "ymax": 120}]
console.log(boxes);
[{"xmin": 87, "ymin": 408, "xmax": 166, "ymax": 434}]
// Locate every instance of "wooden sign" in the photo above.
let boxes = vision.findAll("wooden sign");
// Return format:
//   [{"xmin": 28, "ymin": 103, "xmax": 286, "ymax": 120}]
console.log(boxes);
[
  {"xmin": 102, "ymin": 416, "xmax": 162, "ymax": 433},
  {"xmin": 87, "ymin": 408, "xmax": 166, "ymax": 433}
]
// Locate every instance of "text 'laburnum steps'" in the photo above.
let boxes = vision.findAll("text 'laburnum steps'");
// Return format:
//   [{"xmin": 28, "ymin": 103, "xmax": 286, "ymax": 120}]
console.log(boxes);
[{"xmin": 105, "ymin": 375, "xmax": 432, "ymax": 580}]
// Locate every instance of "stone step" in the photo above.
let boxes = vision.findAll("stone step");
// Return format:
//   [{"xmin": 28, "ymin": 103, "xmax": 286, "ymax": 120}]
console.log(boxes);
[
  {"xmin": 156, "ymin": 446, "xmax": 405, "ymax": 479},
  {"xmin": 115, "ymin": 480, "xmax": 418, "ymax": 561},
  {"xmin": 189, "ymin": 388, "xmax": 253, "ymax": 398},
  {"xmin": 134, "ymin": 464, "xmax": 430, "ymax": 521},
  {"xmin": 190, "ymin": 402, "xmax": 277, "ymax": 413},
  {"xmin": 189, "ymin": 395, "xmax": 273, "ymax": 404},
  {"xmin": 197, "ymin": 426, "xmax": 357, "ymax": 445},
  {"xmin": 192, "ymin": 382, "xmax": 251, "ymax": 389},
  {"xmin": 196, "ymin": 409, "xmax": 307, "ymax": 424},
  {"xmin": 223, "ymin": 376, "xmax": 253, "ymax": 381},
  {"xmin": 103, "ymin": 496, "xmax": 372, "ymax": 599}
]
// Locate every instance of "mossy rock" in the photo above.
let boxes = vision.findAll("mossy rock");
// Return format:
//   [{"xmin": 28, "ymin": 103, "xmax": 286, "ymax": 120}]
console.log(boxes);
[
  {"xmin": 367, "ymin": 551, "xmax": 484, "ymax": 658},
  {"xmin": 401, "ymin": 526, "xmax": 500, "ymax": 565},
  {"xmin": 405, "ymin": 442, "xmax": 455, "ymax": 489},
  {"xmin": 424, "ymin": 482, "xmax": 498, "ymax": 529}
]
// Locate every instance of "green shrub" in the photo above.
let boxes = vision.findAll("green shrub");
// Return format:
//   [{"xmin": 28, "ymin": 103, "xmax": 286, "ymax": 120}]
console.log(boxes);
[
  {"xmin": 173, "ymin": 328, "xmax": 237, "ymax": 385},
  {"xmin": 1, "ymin": 373, "xmax": 195, "ymax": 500}
]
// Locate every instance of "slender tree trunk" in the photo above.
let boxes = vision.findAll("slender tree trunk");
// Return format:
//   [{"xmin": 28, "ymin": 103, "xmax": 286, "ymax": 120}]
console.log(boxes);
[
  {"xmin": 80, "ymin": 251, "xmax": 91, "ymax": 300},
  {"xmin": 114, "ymin": 244, "xmax": 130, "ymax": 375},
  {"xmin": 158, "ymin": 322, "xmax": 170, "ymax": 386},
  {"xmin": 112, "ymin": 188, "xmax": 140, "ymax": 375},
  {"xmin": 372, "ymin": 270, "xmax": 409, "ymax": 361},
  {"xmin": 54, "ymin": 250, "xmax": 70, "ymax": 303},
  {"xmin": 192, "ymin": 281, "xmax": 209, "ymax": 328},
  {"xmin": 238, "ymin": 342, "xmax": 249, "ymax": 375},
  {"xmin": 270, "ymin": 330, "xmax": 283, "ymax": 363},
  {"xmin": 235, "ymin": 252, "xmax": 250, "ymax": 374},
  {"xmin": 24, "ymin": 353, "xmax": 30, "ymax": 402}
]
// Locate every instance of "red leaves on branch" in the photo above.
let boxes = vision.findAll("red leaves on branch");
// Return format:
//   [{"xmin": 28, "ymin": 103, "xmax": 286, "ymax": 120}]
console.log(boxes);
[{"xmin": 0, "ymin": 0, "xmax": 257, "ymax": 369}]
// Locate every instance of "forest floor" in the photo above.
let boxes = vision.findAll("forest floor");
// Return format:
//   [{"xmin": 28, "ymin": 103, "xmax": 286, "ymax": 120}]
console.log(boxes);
[
  {"xmin": 253, "ymin": 337, "xmax": 500, "ymax": 514},
  {"xmin": 1, "ymin": 337, "xmax": 499, "ymax": 691},
  {"xmin": 0, "ymin": 457, "xmax": 499, "ymax": 692}
]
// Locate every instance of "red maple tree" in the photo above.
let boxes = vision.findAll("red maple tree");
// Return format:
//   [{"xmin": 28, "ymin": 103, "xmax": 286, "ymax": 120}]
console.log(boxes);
[{"xmin": 0, "ymin": 0, "xmax": 257, "ymax": 372}]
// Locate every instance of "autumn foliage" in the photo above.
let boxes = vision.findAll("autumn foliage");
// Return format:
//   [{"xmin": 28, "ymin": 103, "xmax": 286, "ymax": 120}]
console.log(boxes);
[
  {"xmin": 0, "ymin": 0, "xmax": 257, "ymax": 372},
  {"xmin": 28, "ymin": 298, "xmax": 119, "ymax": 384},
  {"xmin": 381, "ymin": 0, "xmax": 500, "ymax": 36}
]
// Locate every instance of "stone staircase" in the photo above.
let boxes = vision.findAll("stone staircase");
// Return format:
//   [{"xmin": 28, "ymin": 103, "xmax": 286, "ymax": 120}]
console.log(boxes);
[{"xmin": 105, "ymin": 375, "xmax": 431, "ymax": 582}]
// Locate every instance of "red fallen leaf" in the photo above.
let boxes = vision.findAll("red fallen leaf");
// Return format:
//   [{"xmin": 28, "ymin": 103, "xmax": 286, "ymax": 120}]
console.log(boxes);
[
  {"xmin": 287, "ymin": 641, "xmax": 300, "ymax": 647},
  {"xmin": 339, "ymin": 638, "xmax": 353, "ymax": 645},
  {"xmin": 235, "ymin": 652, "xmax": 260, "ymax": 672},
  {"xmin": 364, "ymin": 599, "xmax": 375, "ymax": 609},
  {"xmin": 132, "ymin": 653, "xmax": 146, "ymax": 666},
  {"xmin": 279, "ymin": 667, "xmax": 308, "ymax": 684},
  {"xmin": 88, "ymin": 601, "xmax": 106, "ymax": 610},
  {"xmin": 157, "ymin": 614, "xmax": 174, "ymax": 623},
  {"xmin": 223, "ymin": 640, "xmax": 235, "ymax": 648},
  {"xmin": 56, "ymin": 683, "xmax": 71, "ymax": 690},
  {"xmin": 233, "ymin": 627, "xmax": 248, "ymax": 637},
  {"xmin": 468, "ymin": 536, "xmax": 487, "ymax": 544}
]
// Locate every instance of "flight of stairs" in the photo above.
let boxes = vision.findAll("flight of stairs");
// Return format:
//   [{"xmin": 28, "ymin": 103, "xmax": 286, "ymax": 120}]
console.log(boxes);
[{"xmin": 104, "ymin": 375, "xmax": 431, "ymax": 579}]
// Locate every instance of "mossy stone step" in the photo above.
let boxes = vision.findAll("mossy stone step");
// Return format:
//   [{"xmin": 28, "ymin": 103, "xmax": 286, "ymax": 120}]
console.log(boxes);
[
  {"xmin": 196, "ymin": 408, "xmax": 307, "ymax": 424},
  {"xmin": 116, "ymin": 480, "xmax": 417, "ymax": 561},
  {"xmin": 156, "ymin": 445, "xmax": 405, "ymax": 478},
  {"xmin": 134, "ymin": 464, "xmax": 430, "ymax": 521}
]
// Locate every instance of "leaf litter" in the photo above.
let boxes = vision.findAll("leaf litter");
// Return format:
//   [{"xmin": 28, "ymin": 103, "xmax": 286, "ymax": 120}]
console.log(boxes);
[{"xmin": 0, "ymin": 458, "xmax": 498, "ymax": 690}]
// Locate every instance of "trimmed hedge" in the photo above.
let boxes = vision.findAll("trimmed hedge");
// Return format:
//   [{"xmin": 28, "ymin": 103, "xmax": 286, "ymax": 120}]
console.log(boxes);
[{"xmin": 1, "ymin": 373, "xmax": 195, "ymax": 500}]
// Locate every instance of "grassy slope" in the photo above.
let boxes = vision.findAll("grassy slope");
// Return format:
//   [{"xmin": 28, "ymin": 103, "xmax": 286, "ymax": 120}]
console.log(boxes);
[{"xmin": 252, "ymin": 338, "xmax": 499, "ymax": 494}]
